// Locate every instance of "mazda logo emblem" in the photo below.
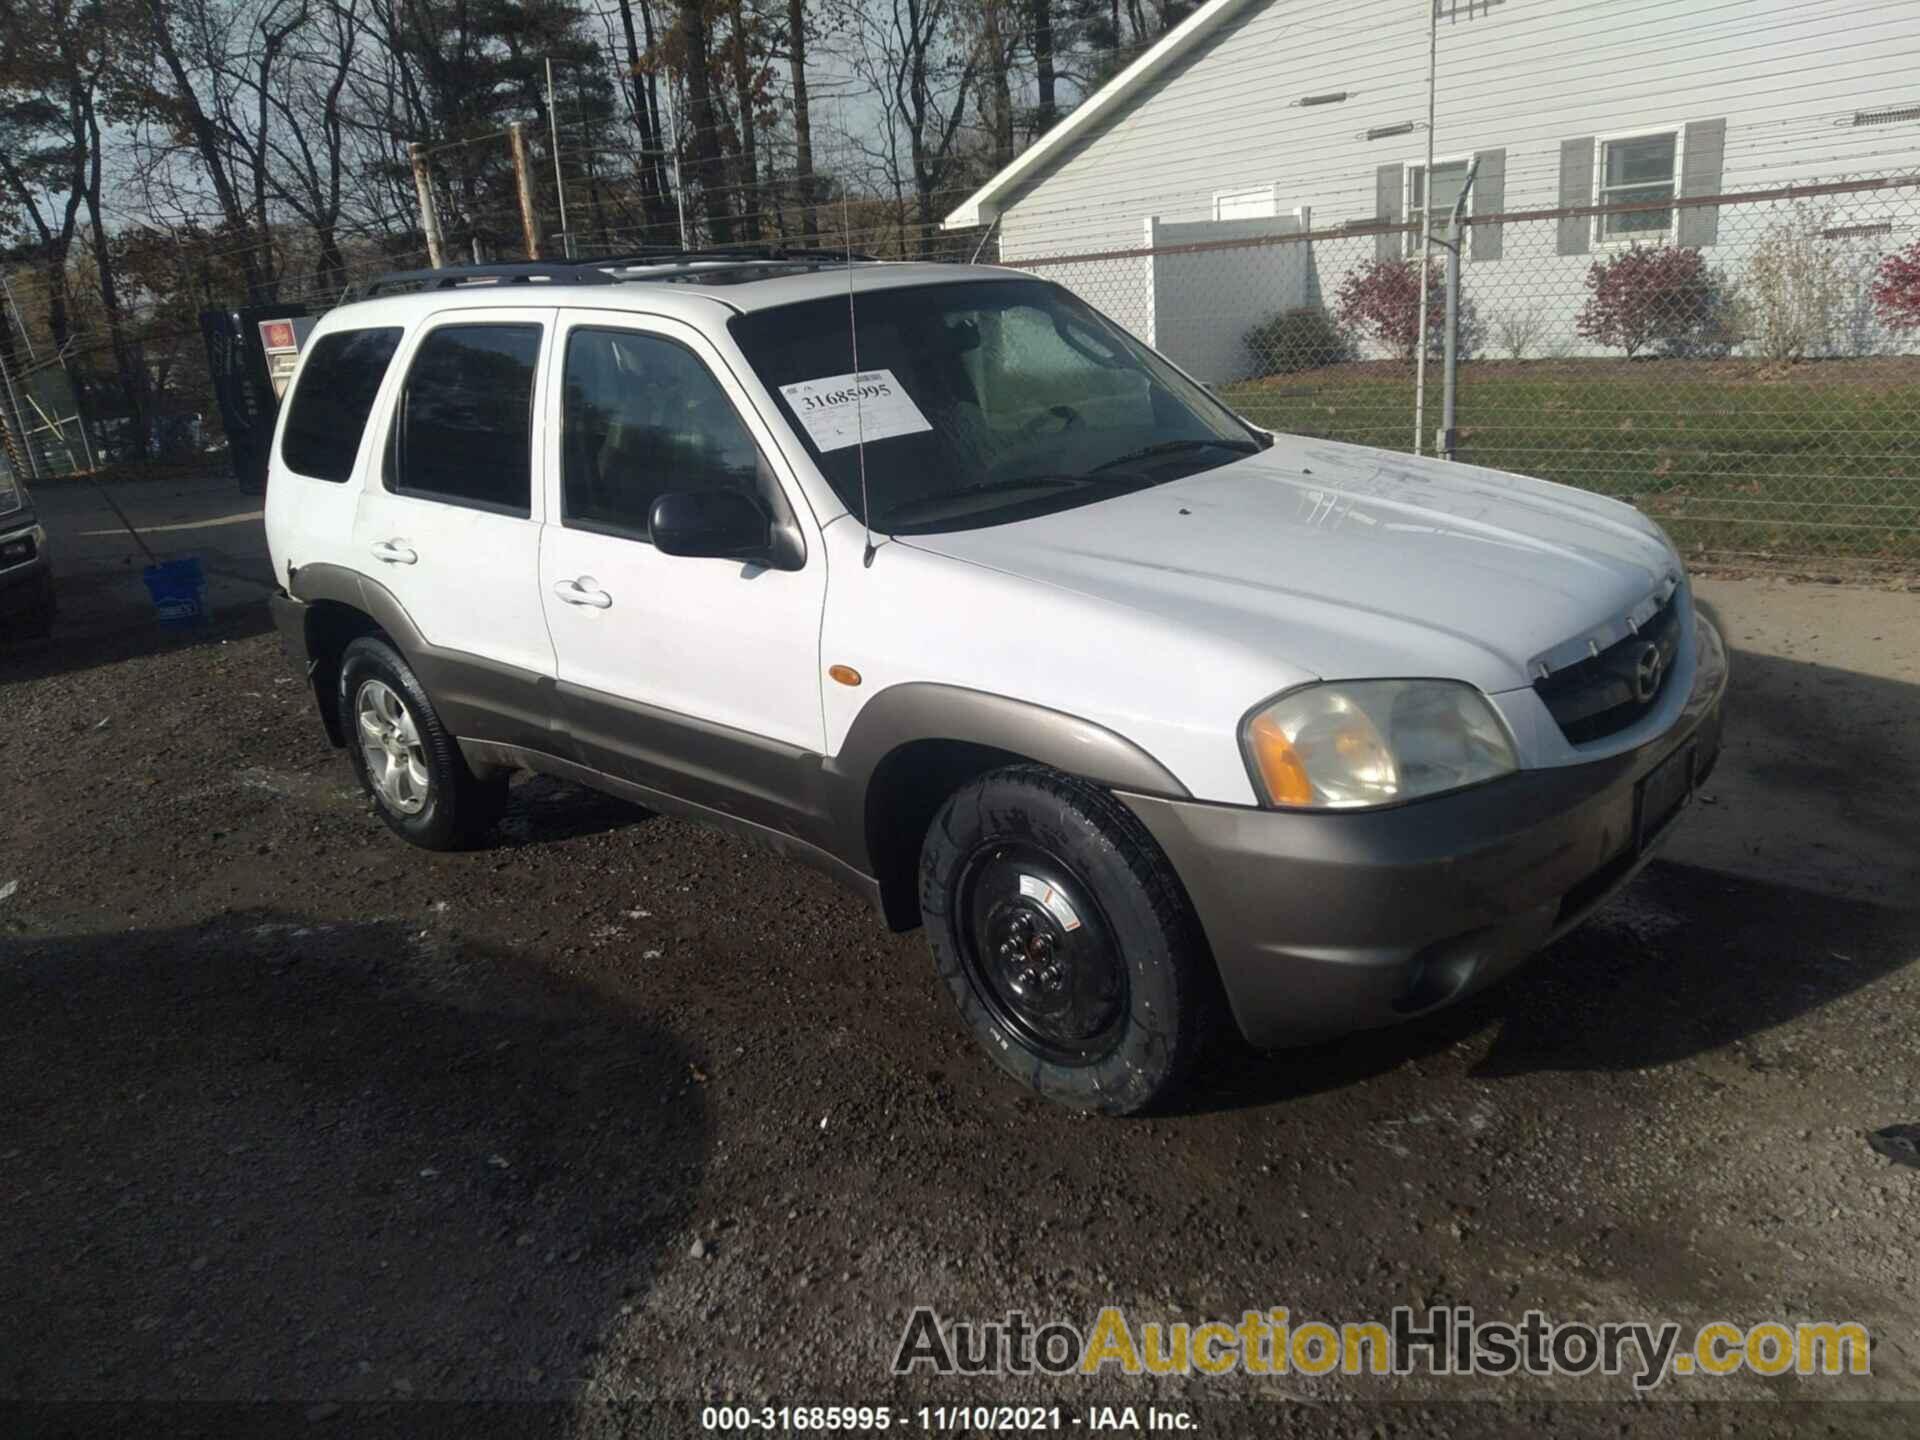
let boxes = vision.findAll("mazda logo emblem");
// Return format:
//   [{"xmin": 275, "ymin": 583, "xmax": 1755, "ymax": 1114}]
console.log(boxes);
[{"xmin": 1632, "ymin": 643, "xmax": 1664, "ymax": 703}]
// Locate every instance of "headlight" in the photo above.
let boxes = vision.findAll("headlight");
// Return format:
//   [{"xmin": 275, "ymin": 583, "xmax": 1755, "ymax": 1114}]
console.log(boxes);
[{"xmin": 1241, "ymin": 680, "xmax": 1517, "ymax": 809}]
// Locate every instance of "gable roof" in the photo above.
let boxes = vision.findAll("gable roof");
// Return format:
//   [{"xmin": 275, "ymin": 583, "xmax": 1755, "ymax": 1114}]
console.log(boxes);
[{"xmin": 941, "ymin": 0, "xmax": 1265, "ymax": 230}]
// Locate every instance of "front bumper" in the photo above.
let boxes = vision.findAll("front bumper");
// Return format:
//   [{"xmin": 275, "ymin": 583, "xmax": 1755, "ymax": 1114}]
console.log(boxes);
[{"xmin": 1121, "ymin": 614, "xmax": 1728, "ymax": 1049}]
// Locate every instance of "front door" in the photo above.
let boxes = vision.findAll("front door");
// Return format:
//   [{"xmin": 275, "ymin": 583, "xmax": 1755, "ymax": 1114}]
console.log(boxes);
[
  {"xmin": 352, "ymin": 308, "xmax": 558, "ymax": 749},
  {"xmin": 538, "ymin": 308, "xmax": 827, "ymax": 832}
]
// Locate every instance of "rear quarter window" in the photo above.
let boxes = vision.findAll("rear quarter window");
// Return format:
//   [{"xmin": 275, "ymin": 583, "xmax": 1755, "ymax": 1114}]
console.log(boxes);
[
  {"xmin": 279, "ymin": 327, "xmax": 404, "ymax": 482},
  {"xmin": 386, "ymin": 324, "xmax": 542, "ymax": 515}
]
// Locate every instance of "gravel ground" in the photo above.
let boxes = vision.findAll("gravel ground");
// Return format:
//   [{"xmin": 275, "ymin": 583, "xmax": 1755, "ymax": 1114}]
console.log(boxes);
[{"xmin": 1, "ymin": 577, "xmax": 1916, "ymax": 1436}]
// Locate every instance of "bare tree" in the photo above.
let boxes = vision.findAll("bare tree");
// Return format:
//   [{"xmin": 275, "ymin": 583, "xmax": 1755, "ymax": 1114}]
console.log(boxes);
[
  {"xmin": 611, "ymin": 0, "xmax": 677, "ymax": 234},
  {"xmin": 1028, "ymin": 0, "xmax": 1057, "ymax": 139},
  {"xmin": 782, "ymin": 0, "xmax": 817, "ymax": 237},
  {"xmin": 259, "ymin": 0, "xmax": 361, "ymax": 292},
  {"xmin": 723, "ymin": 0, "xmax": 765, "ymax": 239},
  {"xmin": 0, "ymin": 0, "xmax": 99, "ymax": 347},
  {"xmin": 970, "ymin": 0, "xmax": 1018, "ymax": 174},
  {"xmin": 135, "ymin": 0, "xmax": 283, "ymax": 298},
  {"xmin": 675, "ymin": 0, "xmax": 734, "ymax": 243},
  {"xmin": 847, "ymin": 0, "xmax": 979, "ymax": 254}
]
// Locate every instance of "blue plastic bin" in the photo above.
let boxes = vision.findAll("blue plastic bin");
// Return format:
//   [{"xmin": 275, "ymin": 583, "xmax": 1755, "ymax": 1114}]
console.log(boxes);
[{"xmin": 143, "ymin": 556, "xmax": 207, "ymax": 626}]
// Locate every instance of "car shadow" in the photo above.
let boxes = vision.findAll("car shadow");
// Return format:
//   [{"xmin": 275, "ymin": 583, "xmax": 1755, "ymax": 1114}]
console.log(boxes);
[
  {"xmin": 497, "ymin": 774, "xmax": 656, "ymax": 846},
  {"xmin": 0, "ymin": 603, "xmax": 276, "ymax": 684},
  {"xmin": 1186, "ymin": 858, "xmax": 1918, "ymax": 1113},
  {"xmin": 0, "ymin": 909, "xmax": 706, "ymax": 1414}
]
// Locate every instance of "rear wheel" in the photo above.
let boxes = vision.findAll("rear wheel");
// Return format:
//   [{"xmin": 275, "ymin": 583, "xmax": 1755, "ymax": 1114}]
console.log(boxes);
[
  {"xmin": 919, "ymin": 765, "xmax": 1216, "ymax": 1114},
  {"xmin": 338, "ymin": 636, "xmax": 506, "ymax": 850}
]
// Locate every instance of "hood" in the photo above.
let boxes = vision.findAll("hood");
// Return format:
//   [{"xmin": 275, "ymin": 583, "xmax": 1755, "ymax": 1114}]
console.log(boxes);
[{"xmin": 898, "ymin": 435, "xmax": 1680, "ymax": 694}]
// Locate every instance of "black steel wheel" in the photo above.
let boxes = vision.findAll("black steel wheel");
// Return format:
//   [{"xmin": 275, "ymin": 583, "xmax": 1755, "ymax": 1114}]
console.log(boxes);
[
  {"xmin": 920, "ymin": 764, "xmax": 1217, "ymax": 1114},
  {"xmin": 957, "ymin": 842, "xmax": 1128, "ymax": 1066}
]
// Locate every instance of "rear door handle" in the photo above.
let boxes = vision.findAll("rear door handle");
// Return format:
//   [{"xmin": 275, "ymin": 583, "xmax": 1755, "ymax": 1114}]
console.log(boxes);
[
  {"xmin": 552, "ymin": 578, "xmax": 612, "ymax": 609},
  {"xmin": 370, "ymin": 540, "xmax": 417, "ymax": 565}
]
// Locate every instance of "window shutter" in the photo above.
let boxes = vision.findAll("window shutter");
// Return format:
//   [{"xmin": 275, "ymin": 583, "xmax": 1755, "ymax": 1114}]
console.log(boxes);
[
  {"xmin": 1375, "ymin": 163, "xmax": 1404, "ymax": 262},
  {"xmin": 1470, "ymin": 148, "xmax": 1505, "ymax": 262},
  {"xmin": 1677, "ymin": 118, "xmax": 1727, "ymax": 248},
  {"xmin": 1557, "ymin": 137, "xmax": 1593, "ymax": 256}
]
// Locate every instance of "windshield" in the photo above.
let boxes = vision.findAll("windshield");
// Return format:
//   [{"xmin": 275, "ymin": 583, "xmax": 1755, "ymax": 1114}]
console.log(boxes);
[{"xmin": 729, "ymin": 278, "xmax": 1263, "ymax": 534}]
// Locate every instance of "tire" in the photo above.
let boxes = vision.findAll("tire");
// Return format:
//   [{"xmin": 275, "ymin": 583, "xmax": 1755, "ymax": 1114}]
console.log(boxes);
[
  {"xmin": 919, "ymin": 764, "xmax": 1216, "ymax": 1115},
  {"xmin": 337, "ymin": 635, "xmax": 507, "ymax": 850}
]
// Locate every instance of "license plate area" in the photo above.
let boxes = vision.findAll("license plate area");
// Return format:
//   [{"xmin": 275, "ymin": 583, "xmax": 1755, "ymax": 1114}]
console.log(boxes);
[{"xmin": 1636, "ymin": 741, "xmax": 1695, "ymax": 850}]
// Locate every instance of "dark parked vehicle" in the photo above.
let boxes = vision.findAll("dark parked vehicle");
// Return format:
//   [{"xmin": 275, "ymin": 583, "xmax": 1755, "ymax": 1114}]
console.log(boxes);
[
  {"xmin": 0, "ymin": 468, "xmax": 52, "ymax": 641},
  {"xmin": 200, "ymin": 304, "xmax": 310, "ymax": 494}
]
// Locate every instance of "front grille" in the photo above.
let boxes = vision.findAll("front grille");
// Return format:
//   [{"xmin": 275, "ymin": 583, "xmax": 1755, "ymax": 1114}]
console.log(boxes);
[{"xmin": 1534, "ymin": 595, "xmax": 1682, "ymax": 744}]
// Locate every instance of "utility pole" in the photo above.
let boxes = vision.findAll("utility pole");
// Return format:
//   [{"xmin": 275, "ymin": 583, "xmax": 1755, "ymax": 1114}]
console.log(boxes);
[
  {"xmin": 546, "ymin": 59, "xmax": 571, "ymax": 257},
  {"xmin": 409, "ymin": 143, "xmax": 447, "ymax": 268},
  {"xmin": 509, "ymin": 122, "xmax": 541, "ymax": 259}
]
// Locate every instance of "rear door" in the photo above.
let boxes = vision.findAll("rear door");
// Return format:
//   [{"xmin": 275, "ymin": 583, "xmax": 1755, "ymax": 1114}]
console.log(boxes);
[
  {"xmin": 538, "ymin": 308, "xmax": 827, "ymax": 831},
  {"xmin": 265, "ymin": 322, "xmax": 405, "ymax": 582},
  {"xmin": 352, "ymin": 307, "xmax": 559, "ymax": 751}
]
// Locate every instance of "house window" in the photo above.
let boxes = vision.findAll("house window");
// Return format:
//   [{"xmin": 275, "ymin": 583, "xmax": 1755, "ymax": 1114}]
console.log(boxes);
[
  {"xmin": 1597, "ymin": 131, "xmax": 1678, "ymax": 241},
  {"xmin": 1407, "ymin": 160, "xmax": 1471, "ymax": 254},
  {"xmin": 1214, "ymin": 185, "xmax": 1278, "ymax": 220}
]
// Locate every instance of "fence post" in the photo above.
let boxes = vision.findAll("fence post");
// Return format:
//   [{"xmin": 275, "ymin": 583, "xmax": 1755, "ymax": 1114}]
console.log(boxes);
[
  {"xmin": 1440, "ymin": 156, "xmax": 1481, "ymax": 461},
  {"xmin": 509, "ymin": 122, "xmax": 541, "ymax": 260},
  {"xmin": 1440, "ymin": 242, "xmax": 1459, "ymax": 459},
  {"xmin": 409, "ymin": 143, "xmax": 447, "ymax": 269}
]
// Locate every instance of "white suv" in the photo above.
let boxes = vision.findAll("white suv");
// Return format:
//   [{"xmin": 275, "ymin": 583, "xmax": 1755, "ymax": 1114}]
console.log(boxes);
[{"xmin": 265, "ymin": 252, "xmax": 1726, "ymax": 1114}]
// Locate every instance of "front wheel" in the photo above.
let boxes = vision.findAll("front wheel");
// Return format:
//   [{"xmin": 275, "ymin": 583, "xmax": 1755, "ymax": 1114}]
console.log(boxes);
[{"xmin": 919, "ymin": 765, "xmax": 1216, "ymax": 1114}]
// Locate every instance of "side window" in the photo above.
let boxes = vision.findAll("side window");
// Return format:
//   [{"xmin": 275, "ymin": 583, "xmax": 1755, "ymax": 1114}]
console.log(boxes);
[
  {"xmin": 280, "ymin": 327, "xmax": 402, "ymax": 481},
  {"xmin": 561, "ymin": 327, "xmax": 764, "ymax": 537},
  {"xmin": 389, "ymin": 324, "xmax": 542, "ymax": 514}
]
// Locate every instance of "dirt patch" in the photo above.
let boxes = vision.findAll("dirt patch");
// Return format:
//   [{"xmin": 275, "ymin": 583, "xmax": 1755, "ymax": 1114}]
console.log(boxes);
[{"xmin": 1, "ymin": 586, "xmax": 1917, "ymax": 1426}]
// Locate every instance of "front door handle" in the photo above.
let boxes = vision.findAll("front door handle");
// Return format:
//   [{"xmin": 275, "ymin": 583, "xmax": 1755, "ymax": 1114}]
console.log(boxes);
[
  {"xmin": 552, "ymin": 578, "xmax": 612, "ymax": 609},
  {"xmin": 370, "ymin": 539, "xmax": 417, "ymax": 565}
]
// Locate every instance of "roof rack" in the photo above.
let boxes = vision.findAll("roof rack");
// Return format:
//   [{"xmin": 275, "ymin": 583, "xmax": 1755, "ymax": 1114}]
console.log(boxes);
[
  {"xmin": 592, "ymin": 245, "xmax": 882, "ymax": 267},
  {"xmin": 360, "ymin": 247, "xmax": 885, "ymax": 299},
  {"xmin": 359, "ymin": 262, "xmax": 614, "ymax": 297}
]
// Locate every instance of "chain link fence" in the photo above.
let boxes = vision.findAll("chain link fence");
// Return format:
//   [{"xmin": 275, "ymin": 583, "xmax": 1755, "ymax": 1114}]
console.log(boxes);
[
  {"xmin": 0, "ymin": 353, "xmax": 94, "ymax": 484},
  {"xmin": 1007, "ymin": 174, "xmax": 1920, "ymax": 571}
]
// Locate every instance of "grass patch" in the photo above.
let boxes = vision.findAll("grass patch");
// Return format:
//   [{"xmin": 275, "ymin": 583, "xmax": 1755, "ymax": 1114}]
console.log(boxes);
[{"xmin": 1220, "ymin": 357, "xmax": 1920, "ymax": 562}]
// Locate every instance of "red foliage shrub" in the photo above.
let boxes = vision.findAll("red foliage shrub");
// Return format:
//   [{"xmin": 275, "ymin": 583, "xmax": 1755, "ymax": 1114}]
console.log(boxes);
[
  {"xmin": 1334, "ymin": 259, "xmax": 1449, "ymax": 363},
  {"xmin": 1575, "ymin": 245, "xmax": 1715, "ymax": 358},
  {"xmin": 1871, "ymin": 239, "xmax": 1920, "ymax": 332}
]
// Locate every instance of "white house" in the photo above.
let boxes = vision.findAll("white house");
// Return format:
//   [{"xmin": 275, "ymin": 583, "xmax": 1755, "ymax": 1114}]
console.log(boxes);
[{"xmin": 943, "ymin": 0, "xmax": 1920, "ymax": 379}]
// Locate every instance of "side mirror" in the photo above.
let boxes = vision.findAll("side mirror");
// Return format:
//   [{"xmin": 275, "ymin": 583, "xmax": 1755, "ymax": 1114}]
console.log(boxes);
[{"xmin": 650, "ymin": 489, "xmax": 772, "ymax": 563}]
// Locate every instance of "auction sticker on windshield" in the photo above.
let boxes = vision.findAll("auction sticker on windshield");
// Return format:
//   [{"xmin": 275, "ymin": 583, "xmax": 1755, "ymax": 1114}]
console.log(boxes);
[{"xmin": 780, "ymin": 369, "xmax": 932, "ymax": 452}]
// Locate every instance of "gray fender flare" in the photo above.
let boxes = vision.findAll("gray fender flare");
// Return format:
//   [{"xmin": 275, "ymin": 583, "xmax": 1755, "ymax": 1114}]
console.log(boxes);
[{"xmin": 819, "ymin": 683, "xmax": 1191, "ymax": 927}]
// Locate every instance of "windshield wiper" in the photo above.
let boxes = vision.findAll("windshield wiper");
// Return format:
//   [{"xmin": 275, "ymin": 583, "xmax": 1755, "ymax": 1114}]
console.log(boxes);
[
  {"xmin": 944, "ymin": 473, "xmax": 1092, "ymax": 498},
  {"xmin": 878, "ymin": 473, "xmax": 1093, "ymax": 523},
  {"xmin": 1088, "ymin": 437, "xmax": 1261, "ymax": 473}
]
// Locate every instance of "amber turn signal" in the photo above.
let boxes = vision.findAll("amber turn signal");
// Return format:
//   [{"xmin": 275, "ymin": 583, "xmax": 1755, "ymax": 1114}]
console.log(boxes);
[
  {"xmin": 828, "ymin": 665, "xmax": 863, "ymax": 687},
  {"xmin": 1245, "ymin": 710, "xmax": 1315, "ymax": 806}
]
